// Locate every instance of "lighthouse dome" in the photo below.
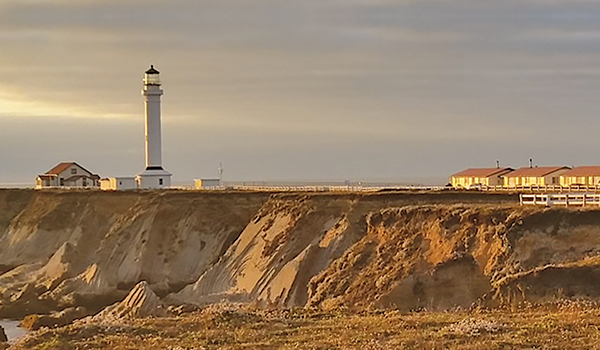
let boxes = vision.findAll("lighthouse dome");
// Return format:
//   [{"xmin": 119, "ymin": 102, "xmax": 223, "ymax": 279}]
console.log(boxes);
[{"xmin": 145, "ymin": 65, "xmax": 159, "ymax": 74}]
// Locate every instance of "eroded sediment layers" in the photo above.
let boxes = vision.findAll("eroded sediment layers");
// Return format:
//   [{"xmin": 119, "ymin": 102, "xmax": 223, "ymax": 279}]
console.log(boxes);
[
  {"xmin": 0, "ymin": 190, "xmax": 269, "ymax": 318},
  {"xmin": 3, "ymin": 189, "xmax": 600, "ymax": 321}
]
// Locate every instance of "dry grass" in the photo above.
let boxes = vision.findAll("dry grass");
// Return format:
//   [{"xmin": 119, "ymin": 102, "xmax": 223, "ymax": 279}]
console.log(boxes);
[{"xmin": 12, "ymin": 301, "xmax": 600, "ymax": 350}]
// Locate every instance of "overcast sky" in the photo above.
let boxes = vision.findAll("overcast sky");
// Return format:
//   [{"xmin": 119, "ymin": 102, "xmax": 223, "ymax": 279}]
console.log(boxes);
[{"xmin": 1, "ymin": 0, "xmax": 600, "ymax": 185}]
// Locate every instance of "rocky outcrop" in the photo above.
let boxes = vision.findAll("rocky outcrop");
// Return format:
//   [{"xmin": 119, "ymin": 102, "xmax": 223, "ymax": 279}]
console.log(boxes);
[
  {"xmin": 306, "ymin": 206, "xmax": 600, "ymax": 310},
  {"xmin": 0, "ymin": 283, "xmax": 54, "ymax": 319},
  {"xmin": 0, "ymin": 190, "xmax": 269, "ymax": 318},
  {"xmin": 20, "ymin": 306, "xmax": 89, "ymax": 330},
  {"xmin": 169, "ymin": 193, "xmax": 505, "ymax": 307},
  {"xmin": 169, "ymin": 200, "xmax": 600, "ymax": 311},
  {"xmin": 92, "ymin": 281, "xmax": 166, "ymax": 321},
  {"xmin": 11, "ymin": 189, "xmax": 600, "ymax": 315}
]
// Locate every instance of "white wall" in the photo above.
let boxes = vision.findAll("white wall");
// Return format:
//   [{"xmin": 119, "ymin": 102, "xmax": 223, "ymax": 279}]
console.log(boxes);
[
  {"xmin": 114, "ymin": 177, "xmax": 137, "ymax": 190},
  {"xmin": 143, "ymin": 85, "xmax": 164, "ymax": 169},
  {"xmin": 137, "ymin": 174, "xmax": 171, "ymax": 189},
  {"xmin": 194, "ymin": 178, "xmax": 221, "ymax": 189}
]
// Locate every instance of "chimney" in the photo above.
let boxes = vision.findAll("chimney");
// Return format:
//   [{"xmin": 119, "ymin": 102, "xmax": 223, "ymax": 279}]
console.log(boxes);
[
  {"xmin": 496, "ymin": 160, "xmax": 500, "ymax": 169},
  {"xmin": 529, "ymin": 158, "xmax": 533, "ymax": 168}
]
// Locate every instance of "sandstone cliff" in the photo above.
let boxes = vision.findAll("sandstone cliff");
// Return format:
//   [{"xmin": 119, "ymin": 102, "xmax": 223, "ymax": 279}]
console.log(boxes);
[
  {"xmin": 0, "ymin": 190, "xmax": 269, "ymax": 318},
  {"xmin": 4, "ymin": 189, "xmax": 600, "ymax": 320}
]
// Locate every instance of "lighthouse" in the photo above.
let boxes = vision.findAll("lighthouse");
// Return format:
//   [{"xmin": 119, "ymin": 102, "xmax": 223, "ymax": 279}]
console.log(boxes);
[{"xmin": 137, "ymin": 65, "xmax": 172, "ymax": 189}]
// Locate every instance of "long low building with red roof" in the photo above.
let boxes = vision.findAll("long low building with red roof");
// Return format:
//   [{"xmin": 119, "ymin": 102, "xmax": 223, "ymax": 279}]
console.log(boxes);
[
  {"xmin": 451, "ymin": 164, "xmax": 600, "ymax": 190},
  {"xmin": 560, "ymin": 166, "xmax": 600, "ymax": 187},
  {"xmin": 502, "ymin": 166, "xmax": 571, "ymax": 187},
  {"xmin": 450, "ymin": 167, "xmax": 514, "ymax": 188}
]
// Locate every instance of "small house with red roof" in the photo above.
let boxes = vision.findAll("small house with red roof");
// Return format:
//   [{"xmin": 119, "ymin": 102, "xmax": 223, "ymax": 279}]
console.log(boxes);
[
  {"xmin": 35, "ymin": 162, "xmax": 100, "ymax": 189},
  {"xmin": 450, "ymin": 167, "xmax": 514, "ymax": 188},
  {"xmin": 503, "ymin": 166, "xmax": 570, "ymax": 187},
  {"xmin": 560, "ymin": 166, "xmax": 600, "ymax": 187}
]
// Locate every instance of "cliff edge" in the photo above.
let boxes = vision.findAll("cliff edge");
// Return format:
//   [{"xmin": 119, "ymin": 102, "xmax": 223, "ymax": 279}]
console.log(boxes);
[{"xmin": 3, "ymin": 189, "xmax": 599, "ymax": 320}]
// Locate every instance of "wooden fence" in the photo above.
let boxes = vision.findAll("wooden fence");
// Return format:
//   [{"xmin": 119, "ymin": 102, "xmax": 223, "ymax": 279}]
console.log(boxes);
[{"xmin": 520, "ymin": 193, "xmax": 600, "ymax": 207}]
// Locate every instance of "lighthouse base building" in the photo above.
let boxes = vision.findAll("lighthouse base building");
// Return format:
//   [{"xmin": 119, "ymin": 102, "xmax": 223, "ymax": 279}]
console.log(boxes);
[{"xmin": 137, "ymin": 169, "xmax": 171, "ymax": 189}]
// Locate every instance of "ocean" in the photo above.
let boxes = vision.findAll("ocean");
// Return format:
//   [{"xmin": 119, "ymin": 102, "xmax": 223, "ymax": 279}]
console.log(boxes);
[{"xmin": 0, "ymin": 319, "xmax": 28, "ymax": 342}]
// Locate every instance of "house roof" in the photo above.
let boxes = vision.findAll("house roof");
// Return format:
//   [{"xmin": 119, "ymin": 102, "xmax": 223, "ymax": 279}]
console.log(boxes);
[
  {"xmin": 504, "ymin": 166, "xmax": 570, "ymax": 178},
  {"xmin": 45, "ymin": 162, "xmax": 96, "ymax": 176},
  {"xmin": 451, "ymin": 167, "xmax": 513, "ymax": 178},
  {"xmin": 46, "ymin": 162, "xmax": 75, "ymax": 175},
  {"xmin": 562, "ymin": 166, "xmax": 600, "ymax": 177}
]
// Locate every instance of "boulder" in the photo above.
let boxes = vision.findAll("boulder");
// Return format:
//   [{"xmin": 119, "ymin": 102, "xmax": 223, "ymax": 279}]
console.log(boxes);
[
  {"xmin": 20, "ymin": 306, "xmax": 89, "ymax": 330},
  {"xmin": 92, "ymin": 281, "xmax": 166, "ymax": 322},
  {"xmin": 0, "ymin": 283, "xmax": 54, "ymax": 319}
]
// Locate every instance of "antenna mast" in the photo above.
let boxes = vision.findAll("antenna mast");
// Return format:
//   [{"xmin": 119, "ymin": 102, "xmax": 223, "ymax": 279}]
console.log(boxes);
[{"xmin": 218, "ymin": 163, "xmax": 224, "ymax": 187}]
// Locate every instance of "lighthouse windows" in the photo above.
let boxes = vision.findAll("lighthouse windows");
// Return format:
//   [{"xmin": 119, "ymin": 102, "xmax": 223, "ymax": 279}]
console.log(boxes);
[{"xmin": 144, "ymin": 74, "xmax": 160, "ymax": 86}]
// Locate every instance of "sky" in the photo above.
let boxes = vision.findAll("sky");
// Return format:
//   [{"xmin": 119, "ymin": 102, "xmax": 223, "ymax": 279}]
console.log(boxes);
[{"xmin": 1, "ymin": 0, "xmax": 600, "ymax": 185}]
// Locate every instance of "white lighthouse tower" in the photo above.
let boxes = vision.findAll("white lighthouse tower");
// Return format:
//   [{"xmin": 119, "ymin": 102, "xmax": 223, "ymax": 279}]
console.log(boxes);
[{"xmin": 137, "ymin": 65, "xmax": 172, "ymax": 189}]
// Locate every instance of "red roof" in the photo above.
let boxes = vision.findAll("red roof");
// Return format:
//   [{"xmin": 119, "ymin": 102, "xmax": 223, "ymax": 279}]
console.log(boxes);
[
  {"xmin": 46, "ymin": 162, "xmax": 75, "ymax": 175},
  {"xmin": 504, "ymin": 166, "xmax": 570, "ymax": 178},
  {"xmin": 45, "ymin": 162, "xmax": 96, "ymax": 176},
  {"xmin": 562, "ymin": 166, "xmax": 600, "ymax": 177},
  {"xmin": 451, "ymin": 167, "xmax": 513, "ymax": 178}
]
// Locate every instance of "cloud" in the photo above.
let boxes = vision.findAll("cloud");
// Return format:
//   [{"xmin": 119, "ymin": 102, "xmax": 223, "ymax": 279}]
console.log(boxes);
[{"xmin": 0, "ymin": 0, "xmax": 600, "ymax": 183}]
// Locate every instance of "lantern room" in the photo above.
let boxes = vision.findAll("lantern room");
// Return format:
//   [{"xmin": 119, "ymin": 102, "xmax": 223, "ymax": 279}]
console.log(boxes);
[{"xmin": 144, "ymin": 65, "xmax": 161, "ymax": 86}]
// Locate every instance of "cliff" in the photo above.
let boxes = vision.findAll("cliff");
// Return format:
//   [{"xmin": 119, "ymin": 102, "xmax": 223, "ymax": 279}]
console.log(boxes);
[
  {"xmin": 3, "ymin": 189, "xmax": 600, "ymax": 320},
  {"xmin": 0, "ymin": 190, "xmax": 269, "ymax": 318}
]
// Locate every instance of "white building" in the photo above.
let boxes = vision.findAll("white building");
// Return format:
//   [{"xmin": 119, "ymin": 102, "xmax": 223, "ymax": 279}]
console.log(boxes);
[
  {"xmin": 36, "ymin": 162, "xmax": 100, "ymax": 189},
  {"xmin": 136, "ymin": 65, "xmax": 172, "ymax": 189},
  {"xmin": 194, "ymin": 178, "xmax": 221, "ymax": 190},
  {"xmin": 100, "ymin": 177, "xmax": 137, "ymax": 191}
]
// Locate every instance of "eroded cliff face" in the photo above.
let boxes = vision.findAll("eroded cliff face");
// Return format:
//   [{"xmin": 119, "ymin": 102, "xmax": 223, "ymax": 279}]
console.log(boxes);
[
  {"xmin": 169, "ymin": 194, "xmax": 600, "ymax": 311},
  {"xmin": 168, "ymin": 192, "xmax": 517, "ymax": 307},
  {"xmin": 306, "ymin": 205, "xmax": 600, "ymax": 310},
  {"xmin": 4, "ymin": 189, "xmax": 600, "ymax": 320},
  {"xmin": 0, "ymin": 190, "xmax": 269, "ymax": 317}
]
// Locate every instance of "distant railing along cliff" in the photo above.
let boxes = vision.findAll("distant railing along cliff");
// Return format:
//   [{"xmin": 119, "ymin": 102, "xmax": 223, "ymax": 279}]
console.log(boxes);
[{"xmin": 520, "ymin": 193, "xmax": 600, "ymax": 207}]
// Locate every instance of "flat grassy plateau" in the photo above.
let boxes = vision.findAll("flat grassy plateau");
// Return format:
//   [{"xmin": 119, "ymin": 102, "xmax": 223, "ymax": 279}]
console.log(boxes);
[{"xmin": 11, "ymin": 301, "xmax": 600, "ymax": 350}]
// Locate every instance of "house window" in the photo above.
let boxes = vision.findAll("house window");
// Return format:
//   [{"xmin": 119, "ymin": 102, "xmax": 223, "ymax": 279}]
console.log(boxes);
[
  {"xmin": 60, "ymin": 178, "xmax": 64, "ymax": 186},
  {"xmin": 159, "ymin": 178, "xmax": 163, "ymax": 185},
  {"xmin": 71, "ymin": 168, "xmax": 77, "ymax": 174},
  {"xmin": 82, "ymin": 179, "xmax": 87, "ymax": 187}
]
